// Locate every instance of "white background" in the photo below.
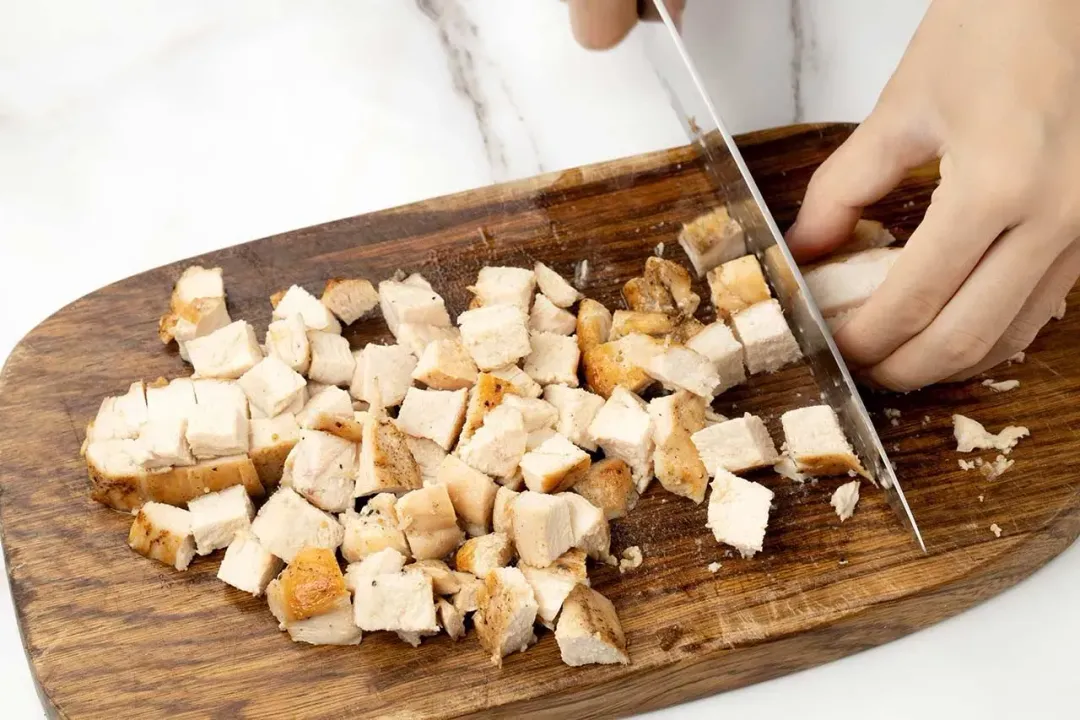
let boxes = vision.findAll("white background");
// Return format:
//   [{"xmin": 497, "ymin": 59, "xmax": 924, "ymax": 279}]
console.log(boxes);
[{"xmin": 1, "ymin": 1, "xmax": 1077, "ymax": 718}]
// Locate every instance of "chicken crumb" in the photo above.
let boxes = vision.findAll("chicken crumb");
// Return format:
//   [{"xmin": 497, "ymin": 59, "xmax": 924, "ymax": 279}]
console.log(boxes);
[
  {"xmin": 890, "ymin": 418, "xmax": 899, "ymax": 427},
  {"xmin": 958, "ymin": 459, "xmax": 976, "ymax": 471},
  {"xmin": 983, "ymin": 379, "xmax": 1020, "ymax": 393},
  {"xmin": 884, "ymin": 408, "xmax": 901, "ymax": 419},
  {"xmin": 838, "ymin": 558, "xmax": 848, "ymax": 566},
  {"xmin": 654, "ymin": 242, "xmax": 665, "ymax": 257},
  {"xmin": 979, "ymin": 454, "xmax": 1014, "ymax": 481},
  {"xmin": 922, "ymin": 416, "xmax": 930, "ymax": 426},
  {"xmin": 1008, "ymin": 352, "xmax": 1025, "ymax": 364},
  {"xmin": 990, "ymin": 523, "xmax": 1003, "ymax": 538},
  {"xmin": 891, "ymin": 444, "xmax": 900, "ymax": 453},
  {"xmin": 618, "ymin": 546, "xmax": 643, "ymax": 574},
  {"xmin": 707, "ymin": 562, "xmax": 722, "ymax": 573},
  {"xmin": 574, "ymin": 259, "xmax": 590, "ymax": 290},
  {"xmin": 978, "ymin": 494, "xmax": 985, "ymax": 502},
  {"xmin": 953, "ymin": 414, "xmax": 1029, "ymax": 454}
]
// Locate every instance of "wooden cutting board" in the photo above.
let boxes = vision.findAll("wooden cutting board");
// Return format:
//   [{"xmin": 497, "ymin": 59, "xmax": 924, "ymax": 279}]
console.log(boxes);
[{"xmin": 1, "ymin": 123, "xmax": 1077, "ymax": 720}]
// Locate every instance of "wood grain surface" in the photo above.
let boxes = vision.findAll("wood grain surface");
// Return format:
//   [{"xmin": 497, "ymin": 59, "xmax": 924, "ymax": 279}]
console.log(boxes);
[{"xmin": 1, "ymin": 123, "xmax": 1077, "ymax": 720}]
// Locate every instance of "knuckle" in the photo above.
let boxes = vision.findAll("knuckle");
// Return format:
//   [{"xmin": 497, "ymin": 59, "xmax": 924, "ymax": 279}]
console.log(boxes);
[
  {"xmin": 890, "ymin": 289, "xmax": 940, "ymax": 338},
  {"xmin": 870, "ymin": 363, "xmax": 925, "ymax": 394},
  {"xmin": 938, "ymin": 327, "xmax": 995, "ymax": 371}
]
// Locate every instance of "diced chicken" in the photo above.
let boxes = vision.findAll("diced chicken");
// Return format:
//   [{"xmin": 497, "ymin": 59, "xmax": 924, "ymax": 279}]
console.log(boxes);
[
  {"xmin": 437, "ymin": 598, "xmax": 467, "ymax": 641},
  {"xmin": 831, "ymin": 480, "xmax": 860, "ymax": 521},
  {"xmin": 530, "ymin": 294, "xmax": 578, "ymax": 335},
  {"xmin": 404, "ymin": 559, "xmax": 463, "ymax": 595},
  {"xmin": 405, "ymin": 436, "xmax": 448, "ymax": 486},
  {"xmin": 281, "ymin": 430, "xmax": 357, "ymax": 512},
  {"xmin": 686, "ymin": 322, "xmax": 746, "ymax": 393},
  {"xmin": 403, "ymin": 272, "xmax": 433, "ymax": 290},
  {"xmin": 572, "ymin": 458, "xmax": 637, "ymax": 520},
  {"xmin": 87, "ymin": 381, "xmax": 148, "ymax": 443},
  {"xmin": 534, "ymin": 262, "xmax": 582, "ymax": 308},
  {"xmin": 645, "ymin": 346, "xmax": 721, "ymax": 399},
  {"xmin": 555, "ymin": 585, "xmax": 629, "ymax": 666},
  {"xmin": 560, "ymin": 492, "xmax": 611, "ymax": 561},
  {"xmin": 250, "ymin": 487, "xmax": 344, "ymax": 563},
  {"xmin": 171, "ymin": 297, "xmax": 232, "ymax": 361},
  {"xmin": 321, "ymin": 277, "xmax": 379, "ymax": 325},
  {"xmin": 458, "ymin": 373, "xmax": 514, "ymax": 443},
  {"xmin": 272, "ymin": 285, "xmax": 342, "ymax": 334},
  {"xmin": 217, "ymin": 530, "xmax": 282, "ymax": 596},
  {"xmin": 500, "ymin": 470, "xmax": 526, "ymax": 491},
  {"xmin": 185, "ymin": 400, "xmax": 249, "ymax": 460},
  {"xmin": 523, "ymin": 332, "xmax": 581, "ymax": 388},
  {"xmin": 135, "ymin": 416, "xmax": 195, "ymax": 469},
  {"xmin": 678, "ymin": 206, "xmax": 747, "ymax": 277},
  {"xmin": 142, "ymin": 455, "xmax": 265, "ymax": 508},
  {"xmin": 396, "ymin": 485, "xmax": 464, "ymax": 560},
  {"xmin": 582, "ymin": 334, "xmax": 661, "ymax": 399},
  {"xmin": 474, "ymin": 567, "xmax": 539, "ymax": 666},
  {"xmin": 520, "ymin": 434, "xmax": 591, "ymax": 494},
  {"xmin": 354, "ymin": 414, "xmax": 422, "ymax": 497},
  {"xmin": 669, "ymin": 317, "xmax": 706, "ymax": 345},
  {"xmin": 350, "ymin": 344, "xmax": 417, "ymax": 408},
  {"xmin": 519, "ymin": 548, "xmax": 589, "ymax": 628},
  {"xmin": 308, "ymin": 411, "xmax": 366, "ymax": 443},
  {"xmin": 396, "ymin": 323, "xmax": 460, "ymax": 358},
  {"xmin": 645, "ymin": 256, "xmax": 700, "ymax": 316},
  {"xmin": 707, "ymin": 254, "xmax": 771, "ymax": 320},
  {"xmin": 804, "ymin": 248, "xmax": 902, "ymax": 318},
  {"xmin": 576, "ymin": 299, "xmax": 613, "ymax": 353},
  {"xmin": 543, "ymin": 384, "xmax": 606, "ymax": 451},
  {"xmin": 706, "ymin": 470, "xmax": 774, "ymax": 558},
  {"xmin": 526, "ymin": 427, "xmax": 559, "ymax": 451},
  {"xmin": 457, "ymin": 404, "xmax": 528, "ymax": 480},
  {"xmin": 648, "ymin": 390, "xmax": 709, "ymax": 503},
  {"xmin": 458, "ymin": 304, "xmax": 532, "ymax": 371},
  {"xmin": 468, "ymin": 266, "xmax": 536, "ymax": 310},
  {"xmin": 378, "ymin": 279, "xmax": 451, "ymax": 336},
  {"xmin": 237, "ymin": 355, "xmax": 307, "ymax": 419},
  {"xmin": 488, "ymin": 364, "xmax": 542, "ymax": 398},
  {"xmin": 306, "ymin": 330, "xmax": 355, "ymax": 387},
  {"xmin": 691, "ymin": 413, "xmax": 778, "ymax": 475},
  {"xmin": 343, "ymin": 547, "xmax": 408, "ymax": 594},
  {"xmin": 500, "ymin": 395, "xmax": 559, "ymax": 433},
  {"xmin": 170, "ymin": 265, "xmax": 225, "ymax": 310},
  {"xmin": 780, "ymin": 405, "xmax": 866, "ymax": 477},
  {"xmin": 952, "ymin": 414, "xmax": 1030, "ymax": 453},
  {"xmin": 186, "ymin": 320, "xmax": 263, "ymax": 380},
  {"xmin": 455, "ymin": 532, "xmax": 514, "ymax": 577},
  {"xmin": 145, "ymin": 377, "xmax": 196, "ymax": 424},
  {"xmin": 436, "ymin": 454, "xmax": 498, "ymax": 536},
  {"xmin": 412, "ymin": 338, "xmax": 478, "ymax": 390},
  {"xmin": 492, "ymin": 486, "xmax": 520, "ymax": 541},
  {"xmin": 609, "ymin": 311, "xmax": 675, "ymax": 341},
  {"xmin": 82, "ymin": 439, "xmax": 151, "ymax": 511},
  {"xmin": 266, "ymin": 547, "xmax": 361, "ymax": 645},
  {"xmin": 395, "ymin": 387, "xmax": 468, "ymax": 451},
  {"xmin": 731, "ymin": 300, "xmax": 802, "ymax": 374},
  {"xmin": 339, "ymin": 498, "xmax": 410, "ymax": 563},
  {"xmin": 265, "ymin": 313, "xmax": 311, "ymax": 375},
  {"xmin": 623, "ymin": 275, "xmax": 676, "ymax": 314},
  {"xmin": 128, "ymin": 502, "xmax": 196, "ymax": 570},
  {"xmin": 845, "ymin": 219, "xmax": 897, "ymax": 253},
  {"xmin": 452, "ymin": 573, "xmax": 484, "ymax": 614},
  {"xmin": 192, "ymin": 378, "xmax": 248, "ymax": 416},
  {"xmin": 296, "ymin": 386, "xmax": 352, "ymax": 428},
  {"xmin": 187, "ymin": 484, "xmax": 254, "ymax": 555},
  {"xmin": 352, "ymin": 570, "xmax": 438, "ymax": 635},
  {"xmin": 511, "ymin": 492, "xmax": 575, "ymax": 568},
  {"xmin": 587, "ymin": 387, "xmax": 655, "ymax": 492}
]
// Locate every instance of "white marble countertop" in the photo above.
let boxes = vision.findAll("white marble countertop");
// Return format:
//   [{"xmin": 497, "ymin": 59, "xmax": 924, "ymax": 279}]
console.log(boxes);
[{"xmin": 1, "ymin": 1, "xmax": 1077, "ymax": 718}]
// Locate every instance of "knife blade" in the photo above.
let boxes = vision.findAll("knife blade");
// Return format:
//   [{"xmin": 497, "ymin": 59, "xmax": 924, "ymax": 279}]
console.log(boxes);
[{"xmin": 643, "ymin": 0, "xmax": 926, "ymax": 553}]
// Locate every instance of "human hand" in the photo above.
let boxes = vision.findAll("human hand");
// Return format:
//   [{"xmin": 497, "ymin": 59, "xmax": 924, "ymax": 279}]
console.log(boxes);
[
  {"xmin": 567, "ymin": 0, "xmax": 686, "ymax": 50},
  {"xmin": 787, "ymin": 0, "xmax": 1080, "ymax": 391}
]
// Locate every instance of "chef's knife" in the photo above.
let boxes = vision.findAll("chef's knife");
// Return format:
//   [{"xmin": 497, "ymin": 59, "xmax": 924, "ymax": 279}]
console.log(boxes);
[{"xmin": 644, "ymin": 0, "xmax": 926, "ymax": 552}]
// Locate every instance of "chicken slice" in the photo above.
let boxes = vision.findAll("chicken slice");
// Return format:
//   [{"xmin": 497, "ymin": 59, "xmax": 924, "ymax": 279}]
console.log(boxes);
[{"xmin": 555, "ymin": 585, "xmax": 629, "ymax": 666}]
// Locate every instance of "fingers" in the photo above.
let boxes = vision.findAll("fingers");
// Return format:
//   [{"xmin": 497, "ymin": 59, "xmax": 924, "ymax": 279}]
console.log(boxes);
[
  {"xmin": 946, "ymin": 239, "xmax": 1080, "ymax": 381},
  {"xmin": 786, "ymin": 108, "xmax": 937, "ymax": 263},
  {"xmin": 865, "ymin": 222, "xmax": 1071, "ymax": 391},
  {"xmin": 834, "ymin": 179, "xmax": 1010, "ymax": 368},
  {"xmin": 568, "ymin": 0, "xmax": 638, "ymax": 50}
]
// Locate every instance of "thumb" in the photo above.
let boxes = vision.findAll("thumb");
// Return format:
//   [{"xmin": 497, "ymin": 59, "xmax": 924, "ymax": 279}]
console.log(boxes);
[{"xmin": 786, "ymin": 109, "xmax": 934, "ymax": 262}]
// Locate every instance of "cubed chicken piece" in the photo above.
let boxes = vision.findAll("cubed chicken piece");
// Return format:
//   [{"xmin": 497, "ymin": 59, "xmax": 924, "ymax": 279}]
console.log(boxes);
[
  {"xmin": 468, "ymin": 266, "xmax": 536, "ymax": 310},
  {"xmin": 804, "ymin": 248, "xmax": 901, "ymax": 318},
  {"xmin": 192, "ymin": 378, "xmax": 249, "ymax": 416},
  {"xmin": 543, "ymin": 384, "xmax": 605, "ymax": 451},
  {"xmin": 250, "ymin": 487, "xmax": 344, "ymax": 563},
  {"xmin": 396, "ymin": 323, "xmax": 460, "ymax": 358},
  {"xmin": 140, "ymin": 454, "xmax": 265, "ymax": 508},
  {"xmin": 170, "ymin": 265, "xmax": 225, "ymax": 310},
  {"xmin": 145, "ymin": 377, "xmax": 196, "ymax": 424},
  {"xmin": 523, "ymin": 332, "xmax": 581, "ymax": 387},
  {"xmin": 678, "ymin": 206, "xmax": 747, "ymax": 277},
  {"xmin": 237, "ymin": 355, "xmax": 307, "ymax": 418},
  {"xmin": 343, "ymin": 547, "xmax": 408, "ymax": 594},
  {"xmin": 378, "ymin": 279, "xmax": 451, "ymax": 336},
  {"xmin": 452, "ymin": 573, "xmax": 484, "ymax": 614},
  {"xmin": 500, "ymin": 470, "xmax": 526, "ymax": 491},
  {"xmin": 560, "ymin": 492, "xmax": 611, "ymax": 561},
  {"xmin": 187, "ymin": 484, "xmax": 254, "ymax": 555},
  {"xmin": 404, "ymin": 559, "xmax": 462, "ymax": 595},
  {"xmin": 488, "ymin": 364, "xmax": 542, "ymax": 398},
  {"xmin": 308, "ymin": 411, "xmax": 365, "ymax": 443},
  {"xmin": 780, "ymin": 405, "xmax": 866, "ymax": 477},
  {"xmin": 534, "ymin": 262, "xmax": 582, "ymax": 308},
  {"xmin": 272, "ymin": 285, "xmax": 341, "ymax": 334},
  {"xmin": 691, "ymin": 413, "xmax": 778, "ymax": 475},
  {"xmin": 645, "ymin": 346, "xmax": 722, "ymax": 399},
  {"xmin": 307, "ymin": 330, "xmax": 356, "ymax": 387},
  {"xmin": 171, "ymin": 297, "xmax": 232, "ymax": 361},
  {"xmin": 217, "ymin": 529, "xmax": 282, "ymax": 596},
  {"xmin": 266, "ymin": 547, "xmax": 361, "ymax": 645},
  {"xmin": 492, "ymin": 486, "xmax": 520, "ymax": 541},
  {"xmin": 556, "ymin": 585, "xmax": 629, "ymax": 666},
  {"xmin": 396, "ymin": 485, "xmax": 464, "ymax": 560},
  {"xmin": 609, "ymin": 311, "xmax": 675, "ymax": 341},
  {"xmin": 128, "ymin": 502, "xmax": 196, "ymax": 570},
  {"xmin": 572, "ymin": 458, "xmax": 637, "ymax": 520},
  {"xmin": 88, "ymin": 381, "xmax": 148, "ymax": 442},
  {"xmin": 354, "ymin": 570, "xmax": 439, "ymax": 634},
  {"xmin": 458, "ymin": 305, "xmax": 532, "ymax": 371},
  {"xmin": 511, "ymin": 492, "xmax": 575, "ymax": 568},
  {"xmin": 437, "ymin": 598, "xmax": 467, "ymax": 641},
  {"xmin": 831, "ymin": 480, "xmax": 861, "ymax": 521},
  {"xmin": 623, "ymin": 275, "xmax": 676, "ymax": 314},
  {"xmin": 526, "ymin": 428, "xmax": 559, "ymax": 451},
  {"xmin": 648, "ymin": 390, "xmax": 709, "ymax": 503},
  {"xmin": 395, "ymin": 387, "xmax": 468, "ymax": 451},
  {"xmin": 530, "ymin": 294, "xmax": 578, "ymax": 335},
  {"xmin": 281, "ymin": 430, "xmax": 357, "ymax": 512},
  {"xmin": 475, "ymin": 567, "xmax": 539, "ymax": 666},
  {"xmin": 296, "ymin": 386, "xmax": 353, "ymax": 428},
  {"xmin": 583, "ymin": 334, "xmax": 662, "ymax": 399},
  {"xmin": 412, "ymin": 338, "xmax": 478, "ymax": 390},
  {"xmin": 436, "ymin": 455, "xmax": 498, "ymax": 536},
  {"xmin": 455, "ymin": 532, "xmax": 514, "ymax": 578},
  {"xmin": 520, "ymin": 434, "xmax": 591, "ymax": 494},
  {"xmin": 731, "ymin": 300, "xmax": 801, "ymax": 374},
  {"xmin": 350, "ymin": 344, "xmax": 417, "ymax": 408},
  {"xmin": 457, "ymin": 404, "xmax": 527, "ymax": 480},
  {"xmin": 669, "ymin": 317, "xmax": 706, "ymax": 345},
  {"xmin": 406, "ymin": 526, "xmax": 464, "ymax": 562},
  {"xmin": 339, "ymin": 500, "xmax": 410, "ymax": 562},
  {"xmin": 707, "ymin": 254, "xmax": 771, "ymax": 320},
  {"xmin": 185, "ymin": 401, "xmax": 249, "ymax": 460},
  {"xmin": 321, "ymin": 277, "xmax": 379, "ymax": 325},
  {"xmin": 354, "ymin": 414, "xmax": 422, "ymax": 497},
  {"xmin": 519, "ymin": 548, "xmax": 589, "ymax": 628},
  {"xmin": 706, "ymin": 469, "xmax": 774, "ymax": 558},
  {"xmin": 405, "ymin": 436, "xmax": 448, "ymax": 486},
  {"xmin": 459, "ymin": 373, "xmax": 515, "ymax": 443},
  {"xmin": 265, "ymin": 313, "xmax": 311, "ymax": 375},
  {"xmin": 644, "ymin": 257, "xmax": 700, "ymax": 316},
  {"xmin": 576, "ymin": 299, "xmax": 613, "ymax": 352},
  {"xmin": 135, "ymin": 416, "xmax": 195, "ymax": 469},
  {"xmin": 500, "ymin": 394, "xmax": 559, "ymax": 433},
  {"xmin": 186, "ymin": 320, "xmax": 263, "ymax": 380},
  {"xmin": 685, "ymin": 322, "xmax": 747, "ymax": 393},
  {"xmin": 587, "ymin": 387, "xmax": 654, "ymax": 492}
]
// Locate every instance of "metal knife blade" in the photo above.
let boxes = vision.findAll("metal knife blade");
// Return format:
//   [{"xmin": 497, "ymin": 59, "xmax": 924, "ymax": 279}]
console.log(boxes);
[{"xmin": 644, "ymin": 1, "xmax": 925, "ymax": 553}]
